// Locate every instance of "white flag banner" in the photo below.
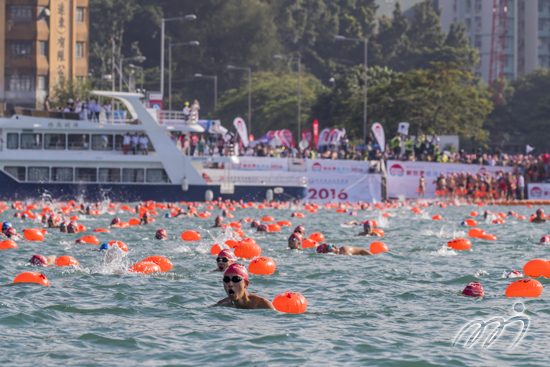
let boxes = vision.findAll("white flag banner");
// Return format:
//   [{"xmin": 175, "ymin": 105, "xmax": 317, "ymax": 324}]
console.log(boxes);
[
  {"xmin": 398, "ymin": 122, "xmax": 409, "ymax": 135},
  {"xmin": 371, "ymin": 122, "xmax": 385, "ymax": 152},
  {"xmin": 233, "ymin": 117, "xmax": 249, "ymax": 148},
  {"xmin": 318, "ymin": 128, "xmax": 331, "ymax": 146},
  {"xmin": 526, "ymin": 145, "xmax": 535, "ymax": 154},
  {"xmin": 328, "ymin": 128, "xmax": 341, "ymax": 143}
]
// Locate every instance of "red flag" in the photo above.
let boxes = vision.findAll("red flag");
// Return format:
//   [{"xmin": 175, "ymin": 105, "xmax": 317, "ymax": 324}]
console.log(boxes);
[{"xmin": 313, "ymin": 120, "xmax": 319, "ymax": 149}]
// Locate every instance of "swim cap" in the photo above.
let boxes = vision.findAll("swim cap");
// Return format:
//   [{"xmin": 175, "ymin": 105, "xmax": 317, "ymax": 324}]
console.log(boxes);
[
  {"xmin": 22, "ymin": 213, "xmax": 28, "ymax": 218},
  {"xmin": 155, "ymin": 229, "xmax": 168, "ymax": 239},
  {"xmin": 99, "ymin": 243, "xmax": 110, "ymax": 251},
  {"xmin": 68, "ymin": 221, "xmax": 78, "ymax": 229},
  {"xmin": 289, "ymin": 232, "xmax": 302, "ymax": 243},
  {"xmin": 316, "ymin": 243, "xmax": 333, "ymax": 254},
  {"xmin": 215, "ymin": 215, "xmax": 223, "ymax": 222},
  {"xmin": 484, "ymin": 210, "xmax": 491, "ymax": 215},
  {"xmin": 59, "ymin": 221, "xmax": 67, "ymax": 228},
  {"xmin": 13, "ymin": 212, "xmax": 20, "ymax": 218},
  {"xmin": 222, "ymin": 210, "xmax": 228, "ymax": 217},
  {"xmin": 541, "ymin": 235, "xmax": 550, "ymax": 243},
  {"xmin": 257, "ymin": 224, "xmax": 268, "ymax": 232},
  {"xmin": 294, "ymin": 225, "xmax": 305, "ymax": 235},
  {"xmin": 143, "ymin": 212, "xmax": 149, "ymax": 218},
  {"xmin": 462, "ymin": 282, "xmax": 484, "ymax": 297},
  {"xmin": 86, "ymin": 205, "xmax": 91, "ymax": 210},
  {"xmin": 537, "ymin": 208, "xmax": 545, "ymax": 215},
  {"xmin": 224, "ymin": 263, "xmax": 249, "ymax": 286},
  {"xmin": 2, "ymin": 221, "xmax": 12, "ymax": 230},
  {"xmin": 218, "ymin": 249, "xmax": 237, "ymax": 261},
  {"xmin": 165, "ymin": 213, "xmax": 170, "ymax": 218},
  {"xmin": 251, "ymin": 219, "xmax": 261, "ymax": 228},
  {"xmin": 29, "ymin": 254, "xmax": 47, "ymax": 266},
  {"xmin": 363, "ymin": 220, "xmax": 373, "ymax": 229},
  {"xmin": 6, "ymin": 227, "xmax": 17, "ymax": 236},
  {"xmin": 111, "ymin": 217, "xmax": 120, "ymax": 225}
]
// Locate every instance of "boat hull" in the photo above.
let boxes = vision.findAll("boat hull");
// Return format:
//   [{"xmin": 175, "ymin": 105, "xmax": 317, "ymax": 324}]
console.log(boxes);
[{"xmin": 0, "ymin": 172, "xmax": 306, "ymax": 202}]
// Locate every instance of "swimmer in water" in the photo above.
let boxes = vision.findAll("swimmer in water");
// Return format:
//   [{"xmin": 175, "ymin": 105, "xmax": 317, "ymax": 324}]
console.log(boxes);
[
  {"xmin": 215, "ymin": 264, "xmax": 275, "ymax": 310},
  {"xmin": 59, "ymin": 221, "xmax": 68, "ymax": 233},
  {"xmin": 29, "ymin": 254, "xmax": 57, "ymax": 266},
  {"xmin": 257, "ymin": 224, "xmax": 268, "ymax": 232},
  {"xmin": 532, "ymin": 208, "xmax": 547, "ymax": 223},
  {"xmin": 483, "ymin": 210, "xmax": 491, "ymax": 219},
  {"xmin": 357, "ymin": 221, "xmax": 381, "ymax": 237},
  {"xmin": 251, "ymin": 219, "xmax": 261, "ymax": 229},
  {"xmin": 2, "ymin": 221, "xmax": 12, "ymax": 235},
  {"xmin": 419, "ymin": 173, "xmax": 425, "ymax": 199},
  {"xmin": 47, "ymin": 215, "xmax": 59, "ymax": 228},
  {"xmin": 67, "ymin": 221, "xmax": 78, "ymax": 234},
  {"xmin": 140, "ymin": 212, "xmax": 150, "ymax": 225},
  {"xmin": 213, "ymin": 216, "xmax": 223, "ymax": 228},
  {"xmin": 4, "ymin": 227, "xmax": 23, "ymax": 240},
  {"xmin": 155, "ymin": 229, "xmax": 168, "ymax": 240},
  {"xmin": 288, "ymin": 232, "xmax": 302, "ymax": 250},
  {"xmin": 293, "ymin": 225, "xmax": 305, "ymax": 237},
  {"xmin": 110, "ymin": 217, "xmax": 123, "ymax": 228},
  {"xmin": 212, "ymin": 249, "xmax": 236, "ymax": 272},
  {"xmin": 316, "ymin": 243, "xmax": 373, "ymax": 256}
]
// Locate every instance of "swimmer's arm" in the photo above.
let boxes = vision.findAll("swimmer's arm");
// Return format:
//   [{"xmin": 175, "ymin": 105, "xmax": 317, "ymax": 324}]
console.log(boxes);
[
  {"xmin": 357, "ymin": 249, "xmax": 374, "ymax": 256},
  {"xmin": 45, "ymin": 255, "xmax": 57, "ymax": 266},
  {"xmin": 357, "ymin": 231, "xmax": 366, "ymax": 236},
  {"xmin": 214, "ymin": 297, "xmax": 233, "ymax": 307}
]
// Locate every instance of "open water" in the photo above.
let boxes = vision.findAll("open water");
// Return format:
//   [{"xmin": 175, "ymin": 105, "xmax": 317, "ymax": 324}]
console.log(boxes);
[{"xmin": 1, "ymin": 203, "xmax": 550, "ymax": 366}]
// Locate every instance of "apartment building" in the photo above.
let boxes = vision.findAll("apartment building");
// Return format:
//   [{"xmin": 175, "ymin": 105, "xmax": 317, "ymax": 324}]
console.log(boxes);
[
  {"xmin": 0, "ymin": 0, "xmax": 89, "ymax": 113},
  {"xmin": 440, "ymin": 0, "xmax": 550, "ymax": 83}
]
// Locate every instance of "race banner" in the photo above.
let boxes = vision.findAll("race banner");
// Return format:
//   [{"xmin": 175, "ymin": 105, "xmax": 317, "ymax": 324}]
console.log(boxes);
[
  {"xmin": 230, "ymin": 157, "xmax": 288, "ymax": 171},
  {"xmin": 398, "ymin": 122, "xmax": 409, "ymax": 135},
  {"xmin": 318, "ymin": 128, "xmax": 331, "ymax": 147},
  {"xmin": 302, "ymin": 130, "xmax": 312, "ymax": 146},
  {"xmin": 372, "ymin": 123, "xmax": 385, "ymax": 152},
  {"xmin": 386, "ymin": 160, "xmax": 514, "ymax": 199},
  {"xmin": 527, "ymin": 184, "xmax": 550, "ymax": 200},
  {"xmin": 307, "ymin": 159, "xmax": 371, "ymax": 174},
  {"xmin": 313, "ymin": 120, "xmax": 319, "ymax": 148},
  {"xmin": 233, "ymin": 117, "xmax": 249, "ymax": 147},
  {"xmin": 303, "ymin": 172, "xmax": 382, "ymax": 203}
]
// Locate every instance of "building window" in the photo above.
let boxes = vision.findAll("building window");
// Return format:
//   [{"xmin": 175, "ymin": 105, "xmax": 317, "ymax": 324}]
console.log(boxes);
[
  {"xmin": 10, "ymin": 6, "xmax": 32, "ymax": 22},
  {"xmin": 466, "ymin": 0, "xmax": 471, "ymax": 13},
  {"xmin": 540, "ymin": 2, "xmax": 544, "ymax": 12},
  {"xmin": 465, "ymin": 19, "xmax": 471, "ymax": 32},
  {"xmin": 75, "ymin": 168, "xmax": 97, "ymax": 182},
  {"xmin": 4, "ymin": 167, "xmax": 26, "ymax": 181},
  {"xmin": 76, "ymin": 7, "xmax": 85, "ymax": 23},
  {"xmin": 99, "ymin": 168, "xmax": 121, "ymax": 182},
  {"xmin": 475, "ymin": 35, "xmax": 482, "ymax": 48},
  {"xmin": 7, "ymin": 134, "xmax": 19, "ymax": 149},
  {"xmin": 474, "ymin": 0, "xmax": 482, "ymax": 13},
  {"xmin": 123, "ymin": 168, "xmax": 144, "ymax": 183},
  {"xmin": 37, "ymin": 76, "xmax": 48, "ymax": 91},
  {"xmin": 21, "ymin": 134, "xmax": 42, "ymax": 149},
  {"xmin": 146, "ymin": 169, "xmax": 170, "ymax": 183},
  {"xmin": 44, "ymin": 134, "xmax": 66, "ymax": 150},
  {"xmin": 539, "ymin": 21, "xmax": 543, "ymax": 31},
  {"xmin": 68, "ymin": 134, "xmax": 89, "ymax": 150},
  {"xmin": 11, "ymin": 41, "xmax": 32, "ymax": 58},
  {"xmin": 8, "ymin": 75, "xmax": 33, "ymax": 91},
  {"xmin": 76, "ymin": 42, "xmax": 84, "ymax": 59},
  {"xmin": 39, "ymin": 41, "xmax": 47, "ymax": 56},
  {"xmin": 52, "ymin": 167, "xmax": 73, "ymax": 182},
  {"xmin": 28, "ymin": 167, "xmax": 50, "ymax": 182},
  {"xmin": 92, "ymin": 134, "xmax": 113, "ymax": 150},
  {"xmin": 475, "ymin": 17, "xmax": 482, "ymax": 32}
]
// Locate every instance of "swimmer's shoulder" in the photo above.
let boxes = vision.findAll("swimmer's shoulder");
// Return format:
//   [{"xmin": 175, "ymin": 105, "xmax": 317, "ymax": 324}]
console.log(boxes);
[
  {"xmin": 249, "ymin": 294, "xmax": 275, "ymax": 310},
  {"xmin": 215, "ymin": 297, "xmax": 234, "ymax": 307}
]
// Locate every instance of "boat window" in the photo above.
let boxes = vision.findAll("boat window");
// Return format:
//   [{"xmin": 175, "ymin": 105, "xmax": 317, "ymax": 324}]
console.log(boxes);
[
  {"xmin": 92, "ymin": 134, "xmax": 114, "ymax": 151},
  {"xmin": 98, "ymin": 168, "xmax": 121, "ymax": 182},
  {"xmin": 44, "ymin": 134, "xmax": 66, "ymax": 150},
  {"xmin": 4, "ymin": 166, "xmax": 26, "ymax": 181},
  {"xmin": 146, "ymin": 169, "xmax": 169, "ymax": 183},
  {"xmin": 28, "ymin": 167, "xmax": 50, "ymax": 182},
  {"xmin": 75, "ymin": 168, "xmax": 97, "ymax": 182},
  {"xmin": 7, "ymin": 133, "xmax": 18, "ymax": 149},
  {"xmin": 21, "ymin": 133, "xmax": 42, "ymax": 149},
  {"xmin": 68, "ymin": 134, "xmax": 90, "ymax": 150},
  {"xmin": 52, "ymin": 167, "xmax": 73, "ymax": 182},
  {"xmin": 114, "ymin": 134, "xmax": 124, "ymax": 151},
  {"xmin": 123, "ymin": 168, "xmax": 144, "ymax": 182}
]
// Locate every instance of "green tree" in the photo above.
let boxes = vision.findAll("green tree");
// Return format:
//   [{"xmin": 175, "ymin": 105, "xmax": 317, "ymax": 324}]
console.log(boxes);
[
  {"xmin": 211, "ymin": 71, "xmax": 323, "ymax": 138},
  {"xmin": 50, "ymin": 79, "xmax": 91, "ymax": 109}
]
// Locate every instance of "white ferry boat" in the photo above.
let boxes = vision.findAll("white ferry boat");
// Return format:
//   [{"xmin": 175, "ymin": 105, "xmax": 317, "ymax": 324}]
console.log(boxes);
[{"xmin": 0, "ymin": 91, "xmax": 307, "ymax": 202}]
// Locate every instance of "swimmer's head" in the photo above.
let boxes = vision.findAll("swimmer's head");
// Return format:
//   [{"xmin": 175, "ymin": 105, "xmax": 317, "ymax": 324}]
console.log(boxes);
[
  {"xmin": 2, "ymin": 221, "xmax": 12, "ymax": 233},
  {"xmin": 222, "ymin": 209, "xmax": 228, "ymax": 217},
  {"xmin": 288, "ymin": 232, "xmax": 302, "ymax": 250},
  {"xmin": 13, "ymin": 212, "xmax": 20, "ymax": 218},
  {"xmin": 251, "ymin": 219, "xmax": 261, "ymax": 228},
  {"xmin": 143, "ymin": 212, "xmax": 149, "ymax": 218},
  {"xmin": 257, "ymin": 224, "xmax": 268, "ymax": 232},
  {"xmin": 155, "ymin": 229, "xmax": 168, "ymax": 240},
  {"xmin": 5, "ymin": 227, "xmax": 17, "ymax": 237},
  {"xmin": 22, "ymin": 213, "xmax": 28, "ymax": 219},
  {"xmin": 67, "ymin": 221, "xmax": 78, "ymax": 233},
  {"xmin": 217, "ymin": 249, "xmax": 236, "ymax": 271},
  {"xmin": 111, "ymin": 217, "xmax": 120, "ymax": 225},
  {"xmin": 363, "ymin": 220, "xmax": 373, "ymax": 230},
  {"xmin": 215, "ymin": 216, "xmax": 223, "ymax": 226},
  {"xmin": 537, "ymin": 208, "xmax": 545, "ymax": 216},
  {"xmin": 293, "ymin": 225, "xmax": 305, "ymax": 236},
  {"xmin": 316, "ymin": 243, "xmax": 337, "ymax": 254},
  {"xmin": 29, "ymin": 254, "xmax": 47, "ymax": 266},
  {"xmin": 223, "ymin": 263, "xmax": 249, "ymax": 299},
  {"xmin": 99, "ymin": 243, "xmax": 111, "ymax": 251}
]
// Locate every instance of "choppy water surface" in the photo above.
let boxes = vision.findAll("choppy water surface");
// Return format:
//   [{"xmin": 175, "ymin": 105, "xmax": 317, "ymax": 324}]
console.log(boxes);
[{"xmin": 1, "ymin": 203, "xmax": 550, "ymax": 366}]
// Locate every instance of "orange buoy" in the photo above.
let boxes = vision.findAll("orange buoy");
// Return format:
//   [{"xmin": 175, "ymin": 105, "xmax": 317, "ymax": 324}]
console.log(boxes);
[
  {"xmin": 336, "ymin": 209, "xmax": 346, "ymax": 213},
  {"xmin": 13, "ymin": 272, "xmax": 50, "ymax": 286},
  {"xmin": 93, "ymin": 228, "xmax": 110, "ymax": 233},
  {"xmin": 523, "ymin": 259, "xmax": 550, "ymax": 278},
  {"xmin": 109, "ymin": 240, "xmax": 128, "ymax": 252},
  {"xmin": 142, "ymin": 256, "xmax": 173, "ymax": 272},
  {"xmin": 198, "ymin": 212, "xmax": 209, "ymax": 218},
  {"xmin": 128, "ymin": 218, "xmax": 141, "ymax": 226},
  {"xmin": 23, "ymin": 228, "xmax": 44, "ymax": 241},
  {"xmin": 56, "ymin": 256, "xmax": 79, "ymax": 267},
  {"xmin": 309, "ymin": 232, "xmax": 325, "ymax": 242},
  {"xmin": 233, "ymin": 228, "xmax": 244, "ymax": 238},
  {"xmin": 432, "ymin": 215, "xmax": 442, "ymax": 220},
  {"xmin": 262, "ymin": 216, "xmax": 275, "ymax": 222},
  {"xmin": 468, "ymin": 228, "xmax": 484, "ymax": 238},
  {"xmin": 234, "ymin": 242, "xmax": 262, "ymax": 259},
  {"xmin": 461, "ymin": 219, "xmax": 477, "ymax": 226},
  {"xmin": 370, "ymin": 241, "xmax": 389, "ymax": 254},
  {"xmin": 277, "ymin": 220, "xmax": 292, "ymax": 227},
  {"xmin": 77, "ymin": 224, "xmax": 87, "ymax": 232},
  {"xmin": 479, "ymin": 234, "xmax": 497, "ymax": 241},
  {"xmin": 292, "ymin": 212, "xmax": 305, "ymax": 218},
  {"xmin": 181, "ymin": 230, "xmax": 201, "ymax": 241},
  {"xmin": 248, "ymin": 256, "xmax": 276, "ymax": 275},
  {"xmin": 211, "ymin": 243, "xmax": 227, "ymax": 255},
  {"xmin": 240, "ymin": 238, "xmax": 257, "ymax": 246},
  {"xmin": 382, "ymin": 212, "xmax": 391, "ymax": 218},
  {"xmin": 470, "ymin": 211, "xmax": 478, "ymax": 217},
  {"xmin": 267, "ymin": 224, "xmax": 281, "ymax": 232},
  {"xmin": 225, "ymin": 239, "xmax": 240, "ymax": 249},
  {"xmin": 518, "ymin": 215, "xmax": 526, "ymax": 220},
  {"xmin": 129, "ymin": 261, "xmax": 161, "ymax": 274},
  {"xmin": 505, "ymin": 279, "xmax": 543, "ymax": 298},
  {"xmin": 0, "ymin": 239, "xmax": 18, "ymax": 250},
  {"xmin": 229, "ymin": 222, "xmax": 242, "ymax": 228},
  {"xmin": 70, "ymin": 215, "xmax": 79, "ymax": 221},
  {"xmin": 302, "ymin": 239, "xmax": 319, "ymax": 248},
  {"xmin": 273, "ymin": 292, "xmax": 307, "ymax": 314},
  {"xmin": 79, "ymin": 235, "xmax": 99, "ymax": 245},
  {"xmin": 372, "ymin": 228, "xmax": 385, "ymax": 237},
  {"xmin": 447, "ymin": 238, "xmax": 472, "ymax": 251}
]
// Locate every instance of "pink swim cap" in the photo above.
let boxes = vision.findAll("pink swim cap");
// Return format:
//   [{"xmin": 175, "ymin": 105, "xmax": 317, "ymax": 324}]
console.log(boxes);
[
  {"xmin": 29, "ymin": 254, "xmax": 47, "ymax": 266},
  {"xmin": 218, "ymin": 249, "xmax": 237, "ymax": 261},
  {"xmin": 155, "ymin": 229, "xmax": 167, "ymax": 239},
  {"xmin": 289, "ymin": 232, "xmax": 302, "ymax": 243},
  {"xmin": 224, "ymin": 263, "xmax": 249, "ymax": 286},
  {"xmin": 462, "ymin": 282, "xmax": 484, "ymax": 297}
]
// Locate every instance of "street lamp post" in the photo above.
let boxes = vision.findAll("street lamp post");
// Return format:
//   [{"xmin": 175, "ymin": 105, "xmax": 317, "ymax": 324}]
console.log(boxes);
[
  {"xmin": 335, "ymin": 35, "xmax": 368, "ymax": 143},
  {"xmin": 227, "ymin": 65, "xmax": 252, "ymax": 134},
  {"xmin": 194, "ymin": 73, "xmax": 218, "ymax": 110},
  {"xmin": 168, "ymin": 41, "xmax": 200, "ymax": 110},
  {"xmin": 119, "ymin": 56, "xmax": 146, "ymax": 91},
  {"xmin": 128, "ymin": 64, "xmax": 144, "ymax": 92},
  {"xmin": 160, "ymin": 14, "xmax": 197, "ymax": 99},
  {"xmin": 273, "ymin": 55, "xmax": 302, "ymax": 141}
]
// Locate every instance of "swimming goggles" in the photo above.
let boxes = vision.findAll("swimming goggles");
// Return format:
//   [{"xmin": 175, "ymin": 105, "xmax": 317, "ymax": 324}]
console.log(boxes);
[
  {"xmin": 216, "ymin": 257, "xmax": 229, "ymax": 263},
  {"xmin": 223, "ymin": 276, "xmax": 244, "ymax": 283}
]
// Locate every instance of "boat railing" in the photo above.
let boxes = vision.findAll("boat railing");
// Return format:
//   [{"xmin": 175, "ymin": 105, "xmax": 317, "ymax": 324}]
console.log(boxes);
[
  {"xmin": 157, "ymin": 110, "xmax": 200, "ymax": 127},
  {"xmin": 12, "ymin": 107, "xmax": 139, "ymax": 125},
  {"xmin": 13, "ymin": 108, "xmax": 81, "ymax": 120},
  {"xmin": 207, "ymin": 174, "xmax": 308, "ymax": 187}
]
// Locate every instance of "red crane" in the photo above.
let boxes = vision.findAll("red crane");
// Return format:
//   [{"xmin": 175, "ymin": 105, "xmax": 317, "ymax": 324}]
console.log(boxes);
[{"xmin": 489, "ymin": 0, "xmax": 509, "ymax": 104}]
